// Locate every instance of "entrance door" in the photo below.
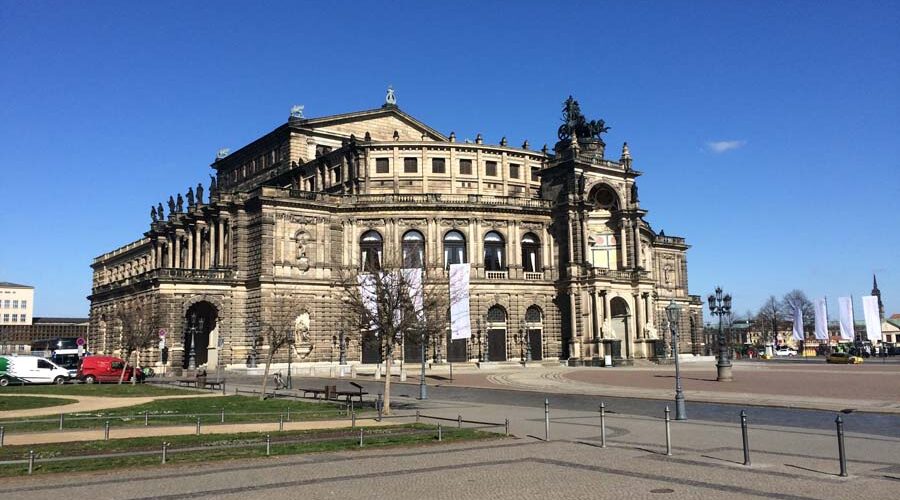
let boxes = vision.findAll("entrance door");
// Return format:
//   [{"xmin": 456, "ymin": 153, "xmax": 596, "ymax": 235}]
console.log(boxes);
[
  {"xmin": 184, "ymin": 302, "xmax": 217, "ymax": 369},
  {"xmin": 404, "ymin": 334, "xmax": 423, "ymax": 363},
  {"xmin": 361, "ymin": 332, "xmax": 382, "ymax": 364},
  {"xmin": 488, "ymin": 329, "xmax": 507, "ymax": 361},
  {"xmin": 447, "ymin": 334, "xmax": 467, "ymax": 362},
  {"xmin": 528, "ymin": 329, "xmax": 543, "ymax": 361}
]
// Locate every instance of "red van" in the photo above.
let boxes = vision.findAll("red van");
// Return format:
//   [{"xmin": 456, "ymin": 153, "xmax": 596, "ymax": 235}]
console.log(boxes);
[{"xmin": 77, "ymin": 356, "xmax": 143, "ymax": 383}]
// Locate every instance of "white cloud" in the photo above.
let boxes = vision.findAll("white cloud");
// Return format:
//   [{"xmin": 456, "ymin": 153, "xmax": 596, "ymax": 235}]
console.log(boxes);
[{"xmin": 706, "ymin": 140, "xmax": 747, "ymax": 154}]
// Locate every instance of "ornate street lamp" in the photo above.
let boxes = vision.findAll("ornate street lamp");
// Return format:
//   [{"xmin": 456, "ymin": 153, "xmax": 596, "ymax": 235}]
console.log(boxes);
[
  {"xmin": 477, "ymin": 318, "xmax": 487, "ymax": 362},
  {"xmin": 708, "ymin": 287, "xmax": 734, "ymax": 382},
  {"xmin": 418, "ymin": 330, "xmax": 428, "ymax": 400},
  {"xmin": 666, "ymin": 300, "xmax": 687, "ymax": 420},
  {"xmin": 522, "ymin": 318, "xmax": 532, "ymax": 363}
]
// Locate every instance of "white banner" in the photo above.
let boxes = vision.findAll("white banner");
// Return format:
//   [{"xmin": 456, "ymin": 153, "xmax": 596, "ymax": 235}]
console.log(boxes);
[
  {"xmin": 401, "ymin": 268, "xmax": 424, "ymax": 322},
  {"xmin": 814, "ymin": 298, "xmax": 829, "ymax": 340},
  {"xmin": 862, "ymin": 295, "xmax": 883, "ymax": 343},
  {"xmin": 357, "ymin": 274, "xmax": 378, "ymax": 332},
  {"xmin": 838, "ymin": 296, "xmax": 854, "ymax": 340},
  {"xmin": 790, "ymin": 301, "xmax": 804, "ymax": 341},
  {"xmin": 449, "ymin": 263, "xmax": 471, "ymax": 340}
]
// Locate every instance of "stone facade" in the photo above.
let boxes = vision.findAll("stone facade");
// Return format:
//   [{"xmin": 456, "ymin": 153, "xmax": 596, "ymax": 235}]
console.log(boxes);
[{"xmin": 88, "ymin": 98, "xmax": 703, "ymax": 371}]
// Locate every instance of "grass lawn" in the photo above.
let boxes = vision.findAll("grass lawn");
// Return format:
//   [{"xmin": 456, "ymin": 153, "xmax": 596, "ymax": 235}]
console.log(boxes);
[
  {"xmin": 0, "ymin": 424, "xmax": 496, "ymax": 477},
  {"xmin": 0, "ymin": 384, "xmax": 194, "ymax": 397},
  {"xmin": 0, "ymin": 396, "xmax": 78, "ymax": 411},
  {"xmin": 0, "ymin": 395, "xmax": 346, "ymax": 432}
]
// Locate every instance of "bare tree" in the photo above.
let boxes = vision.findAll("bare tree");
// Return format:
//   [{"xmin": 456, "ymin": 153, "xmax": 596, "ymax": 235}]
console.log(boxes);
[
  {"xmin": 781, "ymin": 289, "xmax": 815, "ymax": 337},
  {"xmin": 258, "ymin": 294, "xmax": 309, "ymax": 400},
  {"xmin": 755, "ymin": 296, "xmax": 783, "ymax": 346},
  {"xmin": 336, "ymin": 260, "xmax": 452, "ymax": 416},
  {"xmin": 113, "ymin": 300, "xmax": 162, "ymax": 384}
]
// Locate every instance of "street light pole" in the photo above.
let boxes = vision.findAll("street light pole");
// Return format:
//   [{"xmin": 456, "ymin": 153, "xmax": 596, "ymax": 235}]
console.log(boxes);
[
  {"xmin": 418, "ymin": 331, "xmax": 427, "ymax": 400},
  {"xmin": 286, "ymin": 332, "xmax": 294, "ymax": 390},
  {"xmin": 666, "ymin": 300, "xmax": 687, "ymax": 420},
  {"xmin": 708, "ymin": 286, "xmax": 734, "ymax": 382},
  {"xmin": 478, "ymin": 318, "xmax": 486, "ymax": 363}
]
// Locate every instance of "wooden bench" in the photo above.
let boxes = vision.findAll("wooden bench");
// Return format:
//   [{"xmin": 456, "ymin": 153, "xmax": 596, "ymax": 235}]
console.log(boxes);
[
  {"xmin": 335, "ymin": 382, "xmax": 368, "ymax": 403},
  {"xmin": 176, "ymin": 379, "xmax": 198, "ymax": 388},
  {"xmin": 204, "ymin": 379, "xmax": 225, "ymax": 390},
  {"xmin": 301, "ymin": 387, "xmax": 328, "ymax": 399}
]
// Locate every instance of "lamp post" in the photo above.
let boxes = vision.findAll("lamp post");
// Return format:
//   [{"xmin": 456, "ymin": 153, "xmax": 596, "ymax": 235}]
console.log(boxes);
[
  {"xmin": 477, "ymin": 318, "xmax": 487, "ymax": 362},
  {"xmin": 708, "ymin": 286, "xmax": 734, "ymax": 382},
  {"xmin": 523, "ymin": 319, "xmax": 532, "ymax": 363},
  {"xmin": 286, "ymin": 331, "xmax": 294, "ymax": 390},
  {"xmin": 666, "ymin": 300, "xmax": 687, "ymax": 420},
  {"xmin": 418, "ymin": 331, "xmax": 428, "ymax": 400},
  {"xmin": 338, "ymin": 330, "xmax": 347, "ymax": 365}
]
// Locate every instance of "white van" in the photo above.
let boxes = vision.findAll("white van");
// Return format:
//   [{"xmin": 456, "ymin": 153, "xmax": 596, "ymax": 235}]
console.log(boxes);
[{"xmin": 0, "ymin": 355, "xmax": 71, "ymax": 386}]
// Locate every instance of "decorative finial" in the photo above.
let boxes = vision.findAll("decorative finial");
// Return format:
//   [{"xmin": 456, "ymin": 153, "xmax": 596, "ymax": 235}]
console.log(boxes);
[
  {"xmin": 393, "ymin": 130, "xmax": 400, "ymax": 141},
  {"xmin": 216, "ymin": 148, "xmax": 230, "ymax": 160},
  {"xmin": 364, "ymin": 131, "xmax": 372, "ymax": 141},
  {"xmin": 541, "ymin": 144, "xmax": 548, "ymax": 155},
  {"xmin": 522, "ymin": 140, "xmax": 530, "ymax": 150},
  {"xmin": 290, "ymin": 104, "xmax": 304, "ymax": 119},
  {"xmin": 449, "ymin": 131, "xmax": 456, "ymax": 143},
  {"xmin": 500, "ymin": 136, "xmax": 508, "ymax": 147},
  {"xmin": 385, "ymin": 85, "xmax": 396, "ymax": 106},
  {"xmin": 621, "ymin": 142, "xmax": 631, "ymax": 160},
  {"xmin": 475, "ymin": 133, "xmax": 483, "ymax": 144}
]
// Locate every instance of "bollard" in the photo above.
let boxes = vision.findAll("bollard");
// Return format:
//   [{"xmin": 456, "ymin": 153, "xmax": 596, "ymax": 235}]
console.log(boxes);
[
  {"xmin": 0, "ymin": 426, "xmax": 4, "ymax": 447},
  {"xmin": 221, "ymin": 408, "xmax": 225, "ymax": 424},
  {"xmin": 416, "ymin": 410, "xmax": 420, "ymax": 423},
  {"xmin": 438, "ymin": 423, "xmax": 443, "ymax": 442},
  {"xmin": 836, "ymin": 415, "xmax": 848, "ymax": 477},
  {"xmin": 222, "ymin": 382, "xmax": 226, "ymax": 396},
  {"xmin": 59, "ymin": 413, "xmax": 64, "ymax": 431},
  {"xmin": 359, "ymin": 428, "xmax": 364, "ymax": 447},
  {"xmin": 145, "ymin": 410, "xmax": 149, "ymax": 426},
  {"xmin": 28, "ymin": 450, "xmax": 34, "ymax": 475},
  {"xmin": 600, "ymin": 402, "xmax": 607, "ymax": 448},
  {"xmin": 377, "ymin": 394, "xmax": 383, "ymax": 421},
  {"xmin": 266, "ymin": 434, "xmax": 271, "ymax": 456},
  {"xmin": 351, "ymin": 411, "xmax": 357, "ymax": 429},
  {"xmin": 544, "ymin": 398, "xmax": 550, "ymax": 442},
  {"xmin": 287, "ymin": 408, "xmax": 292, "ymax": 421},
  {"xmin": 505, "ymin": 418, "xmax": 510, "ymax": 437},
  {"xmin": 196, "ymin": 417, "xmax": 201, "ymax": 435},
  {"xmin": 457, "ymin": 414, "xmax": 462, "ymax": 429},
  {"xmin": 104, "ymin": 420, "xmax": 110, "ymax": 441},
  {"xmin": 740, "ymin": 410, "xmax": 751, "ymax": 466},
  {"xmin": 161, "ymin": 442, "xmax": 168, "ymax": 464},
  {"xmin": 279, "ymin": 413, "xmax": 284, "ymax": 431},
  {"xmin": 664, "ymin": 407, "xmax": 672, "ymax": 456}
]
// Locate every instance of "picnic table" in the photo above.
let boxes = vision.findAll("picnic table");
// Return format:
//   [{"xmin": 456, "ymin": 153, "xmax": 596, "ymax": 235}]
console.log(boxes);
[{"xmin": 300, "ymin": 382, "xmax": 367, "ymax": 403}]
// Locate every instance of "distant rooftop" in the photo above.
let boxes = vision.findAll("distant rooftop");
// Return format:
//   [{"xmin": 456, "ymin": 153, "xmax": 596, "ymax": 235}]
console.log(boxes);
[
  {"xmin": 32, "ymin": 317, "xmax": 89, "ymax": 324},
  {"xmin": 0, "ymin": 282, "xmax": 33, "ymax": 289}
]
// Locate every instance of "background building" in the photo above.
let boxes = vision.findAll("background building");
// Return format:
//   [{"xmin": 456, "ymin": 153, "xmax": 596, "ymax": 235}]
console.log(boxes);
[
  {"xmin": 0, "ymin": 282, "xmax": 34, "ymax": 325},
  {"xmin": 88, "ymin": 95, "xmax": 703, "ymax": 372}
]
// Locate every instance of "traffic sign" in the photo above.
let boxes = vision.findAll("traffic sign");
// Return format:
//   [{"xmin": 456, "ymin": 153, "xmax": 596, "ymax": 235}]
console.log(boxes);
[
  {"xmin": 76, "ymin": 337, "xmax": 86, "ymax": 347},
  {"xmin": 159, "ymin": 328, "xmax": 168, "ymax": 338}
]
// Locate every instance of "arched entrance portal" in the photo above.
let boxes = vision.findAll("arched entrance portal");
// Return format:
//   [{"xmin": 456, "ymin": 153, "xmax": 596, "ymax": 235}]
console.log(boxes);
[
  {"xmin": 609, "ymin": 297, "xmax": 630, "ymax": 360},
  {"xmin": 184, "ymin": 302, "xmax": 217, "ymax": 369}
]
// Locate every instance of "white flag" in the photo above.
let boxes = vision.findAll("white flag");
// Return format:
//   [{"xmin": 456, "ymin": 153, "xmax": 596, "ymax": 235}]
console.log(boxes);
[
  {"xmin": 814, "ymin": 298, "xmax": 828, "ymax": 340},
  {"xmin": 838, "ymin": 296, "xmax": 854, "ymax": 340},
  {"xmin": 357, "ymin": 273, "xmax": 378, "ymax": 332},
  {"xmin": 401, "ymin": 268, "xmax": 424, "ymax": 322},
  {"xmin": 790, "ymin": 301, "xmax": 804, "ymax": 341},
  {"xmin": 861, "ymin": 295, "xmax": 883, "ymax": 343},
  {"xmin": 449, "ymin": 263, "xmax": 471, "ymax": 340}
]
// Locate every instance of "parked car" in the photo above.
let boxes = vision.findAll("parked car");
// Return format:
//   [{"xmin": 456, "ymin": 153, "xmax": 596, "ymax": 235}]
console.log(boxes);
[
  {"xmin": 0, "ymin": 355, "xmax": 71, "ymax": 385},
  {"xmin": 774, "ymin": 348, "xmax": 797, "ymax": 357},
  {"xmin": 826, "ymin": 352, "xmax": 863, "ymax": 364},
  {"xmin": 77, "ymin": 356, "xmax": 143, "ymax": 383}
]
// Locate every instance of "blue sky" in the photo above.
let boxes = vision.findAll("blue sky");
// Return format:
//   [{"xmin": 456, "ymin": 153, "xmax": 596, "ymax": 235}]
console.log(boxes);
[{"xmin": 1, "ymin": 1, "xmax": 897, "ymax": 319}]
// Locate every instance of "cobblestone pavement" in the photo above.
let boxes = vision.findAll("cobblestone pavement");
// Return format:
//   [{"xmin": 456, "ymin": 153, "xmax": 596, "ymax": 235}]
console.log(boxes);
[{"xmin": 0, "ymin": 394, "xmax": 897, "ymax": 499}]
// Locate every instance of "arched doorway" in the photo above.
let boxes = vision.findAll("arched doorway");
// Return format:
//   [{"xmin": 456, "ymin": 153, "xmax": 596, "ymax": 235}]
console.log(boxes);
[
  {"xmin": 486, "ymin": 306, "xmax": 507, "ymax": 361},
  {"xmin": 610, "ymin": 297, "xmax": 630, "ymax": 359},
  {"xmin": 525, "ymin": 306, "xmax": 543, "ymax": 361},
  {"xmin": 184, "ymin": 302, "xmax": 217, "ymax": 369}
]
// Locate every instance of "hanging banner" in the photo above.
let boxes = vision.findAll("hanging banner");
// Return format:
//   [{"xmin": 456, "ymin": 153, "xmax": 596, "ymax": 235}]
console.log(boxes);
[
  {"xmin": 861, "ymin": 295, "xmax": 883, "ymax": 343},
  {"xmin": 357, "ymin": 273, "xmax": 378, "ymax": 332},
  {"xmin": 401, "ymin": 268, "xmax": 424, "ymax": 322},
  {"xmin": 814, "ymin": 298, "xmax": 829, "ymax": 340},
  {"xmin": 790, "ymin": 301, "xmax": 804, "ymax": 341},
  {"xmin": 449, "ymin": 263, "xmax": 471, "ymax": 340},
  {"xmin": 837, "ymin": 296, "xmax": 854, "ymax": 340}
]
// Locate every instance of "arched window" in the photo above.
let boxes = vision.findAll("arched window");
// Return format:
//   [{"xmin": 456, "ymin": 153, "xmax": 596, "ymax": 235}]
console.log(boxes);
[
  {"xmin": 360, "ymin": 230, "xmax": 383, "ymax": 272},
  {"xmin": 521, "ymin": 232, "xmax": 541, "ymax": 273},
  {"xmin": 443, "ymin": 230, "xmax": 467, "ymax": 268},
  {"xmin": 483, "ymin": 231, "xmax": 506, "ymax": 271},
  {"xmin": 402, "ymin": 230, "xmax": 425, "ymax": 268}
]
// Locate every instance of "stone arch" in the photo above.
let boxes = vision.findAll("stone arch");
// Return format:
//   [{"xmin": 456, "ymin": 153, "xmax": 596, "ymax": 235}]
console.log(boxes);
[
  {"xmin": 485, "ymin": 304, "xmax": 508, "ymax": 361},
  {"xmin": 587, "ymin": 182, "xmax": 622, "ymax": 211}
]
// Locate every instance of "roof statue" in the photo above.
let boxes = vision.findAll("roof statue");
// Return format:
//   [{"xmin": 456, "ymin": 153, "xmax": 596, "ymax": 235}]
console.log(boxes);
[
  {"xmin": 557, "ymin": 95, "xmax": 610, "ymax": 142},
  {"xmin": 176, "ymin": 193, "xmax": 184, "ymax": 212},
  {"xmin": 150, "ymin": 205, "xmax": 158, "ymax": 223},
  {"xmin": 157, "ymin": 202, "xmax": 165, "ymax": 220},
  {"xmin": 290, "ymin": 104, "xmax": 304, "ymax": 119},
  {"xmin": 631, "ymin": 182, "xmax": 639, "ymax": 204},
  {"xmin": 209, "ymin": 174, "xmax": 218, "ymax": 195},
  {"xmin": 216, "ymin": 148, "xmax": 230, "ymax": 160},
  {"xmin": 186, "ymin": 187, "xmax": 195, "ymax": 208},
  {"xmin": 167, "ymin": 196, "xmax": 176, "ymax": 215},
  {"xmin": 196, "ymin": 182, "xmax": 204, "ymax": 205},
  {"xmin": 385, "ymin": 85, "xmax": 396, "ymax": 106}
]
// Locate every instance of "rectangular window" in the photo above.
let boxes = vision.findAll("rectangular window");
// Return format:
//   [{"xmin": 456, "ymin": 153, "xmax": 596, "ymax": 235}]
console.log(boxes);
[
  {"xmin": 431, "ymin": 158, "xmax": 446, "ymax": 174},
  {"xmin": 375, "ymin": 158, "xmax": 390, "ymax": 174},
  {"xmin": 509, "ymin": 163, "xmax": 520, "ymax": 179},
  {"xmin": 12, "ymin": 300, "xmax": 18, "ymax": 309},
  {"xmin": 459, "ymin": 159, "xmax": 473, "ymax": 175},
  {"xmin": 20, "ymin": 314, "xmax": 25, "ymax": 322},
  {"xmin": 2, "ymin": 314, "xmax": 8, "ymax": 322},
  {"xmin": 404, "ymin": 157, "xmax": 418, "ymax": 173},
  {"xmin": 332, "ymin": 167, "xmax": 342, "ymax": 184},
  {"xmin": 11, "ymin": 314, "xmax": 17, "ymax": 322},
  {"xmin": 20, "ymin": 300, "xmax": 27, "ymax": 309},
  {"xmin": 531, "ymin": 167, "xmax": 540, "ymax": 182},
  {"xmin": 485, "ymin": 161, "xmax": 497, "ymax": 177},
  {"xmin": 1, "ymin": 300, "xmax": 7, "ymax": 308}
]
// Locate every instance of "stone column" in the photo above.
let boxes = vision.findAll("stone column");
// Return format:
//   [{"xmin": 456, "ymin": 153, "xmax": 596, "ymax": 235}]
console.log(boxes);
[
  {"xmin": 634, "ymin": 219, "xmax": 643, "ymax": 269},
  {"xmin": 174, "ymin": 234, "xmax": 182, "ymax": 268},
  {"xmin": 619, "ymin": 218, "xmax": 628, "ymax": 269},
  {"xmin": 194, "ymin": 225, "xmax": 202, "ymax": 269},
  {"xmin": 186, "ymin": 228, "xmax": 194, "ymax": 269},
  {"xmin": 568, "ymin": 289, "xmax": 578, "ymax": 359},
  {"xmin": 217, "ymin": 218, "xmax": 225, "ymax": 267},
  {"xmin": 209, "ymin": 220, "xmax": 217, "ymax": 268},
  {"xmin": 634, "ymin": 292, "xmax": 643, "ymax": 340}
]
